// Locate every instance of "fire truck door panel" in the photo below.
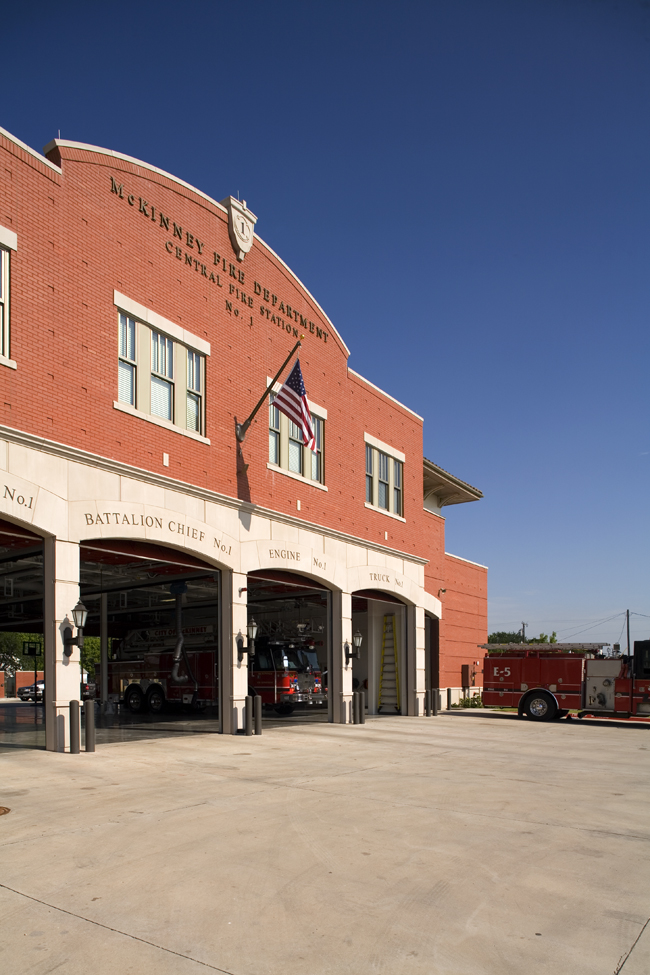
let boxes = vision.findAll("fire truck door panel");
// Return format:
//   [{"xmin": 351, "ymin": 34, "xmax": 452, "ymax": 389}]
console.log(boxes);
[{"xmin": 583, "ymin": 659, "xmax": 619, "ymax": 710}]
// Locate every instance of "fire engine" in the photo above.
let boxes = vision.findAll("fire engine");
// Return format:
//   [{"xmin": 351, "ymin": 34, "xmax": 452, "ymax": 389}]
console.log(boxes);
[
  {"xmin": 481, "ymin": 640, "xmax": 650, "ymax": 721},
  {"xmin": 99, "ymin": 625, "xmax": 326, "ymax": 716}
]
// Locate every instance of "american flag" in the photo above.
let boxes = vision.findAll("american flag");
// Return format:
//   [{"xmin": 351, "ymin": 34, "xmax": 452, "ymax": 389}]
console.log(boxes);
[{"xmin": 273, "ymin": 359, "xmax": 316, "ymax": 451}]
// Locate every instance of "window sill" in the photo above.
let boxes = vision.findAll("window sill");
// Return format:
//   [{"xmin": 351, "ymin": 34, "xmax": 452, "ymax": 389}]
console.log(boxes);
[
  {"xmin": 364, "ymin": 501, "xmax": 406, "ymax": 522},
  {"xmin": 113, "ymin": 401, "xmax": 210, "ymax": 444},
  {"xmin": 267, "ymin": 462, "xmax": 328, "ymax": 491},
  {"xmin": 0, "ymin": 354, "xmax": 17, "ymax": 370}
]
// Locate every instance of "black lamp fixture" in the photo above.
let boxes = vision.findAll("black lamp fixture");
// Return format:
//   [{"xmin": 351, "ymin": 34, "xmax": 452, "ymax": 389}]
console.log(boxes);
[
  {"xmin": 237, "ymin": 618, "xmax": 258, "ymax": 661},
  {"xmin": 345, "ymin": 630, "xmax": 363, "ymax": 665},
  {"xmin": 63, "ymin": 600, "xmax": 88, "ymax": 657}
]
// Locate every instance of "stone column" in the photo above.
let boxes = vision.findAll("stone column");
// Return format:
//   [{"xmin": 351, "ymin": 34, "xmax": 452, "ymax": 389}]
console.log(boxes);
[
  {"xmin": 43, "ymin": 538, "xmax": 81, "ymax": 752},
  {"xmin": 330, "ymin": 590, "xmax": 352, "ymax": 723},
  {"xmin": 406, "ymin": 604, "xmax": 426, "ymax": 716},
  {"xmin": 219, "ymin": 570, "xmax": 248, "ymax": 734}
]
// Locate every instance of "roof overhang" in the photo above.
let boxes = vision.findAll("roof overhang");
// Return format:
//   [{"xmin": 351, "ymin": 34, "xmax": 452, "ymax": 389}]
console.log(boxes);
[{"xmin": 423, "ymin": 458, "xmax": 483, "ymax": 507}]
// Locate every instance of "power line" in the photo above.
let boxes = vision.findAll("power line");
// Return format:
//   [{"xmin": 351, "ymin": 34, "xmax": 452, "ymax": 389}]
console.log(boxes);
[{"xmin": 556, "ymin": 612, "xmax": 626, "ymax": 641}]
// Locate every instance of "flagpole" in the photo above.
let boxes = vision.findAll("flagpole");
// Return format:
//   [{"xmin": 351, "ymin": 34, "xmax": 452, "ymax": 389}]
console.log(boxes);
[{"xmin": 235, "ymin": 338, "xmax": 302, "ymax": 443}]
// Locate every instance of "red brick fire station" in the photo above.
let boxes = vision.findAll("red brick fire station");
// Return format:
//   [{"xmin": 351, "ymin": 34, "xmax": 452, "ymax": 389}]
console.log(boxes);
[{"xmin": 0, "ymin": 125, "xmax": 487, "ymax": 749}]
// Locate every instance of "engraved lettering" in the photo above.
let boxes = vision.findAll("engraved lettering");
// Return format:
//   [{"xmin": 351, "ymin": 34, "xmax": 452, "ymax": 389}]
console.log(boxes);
[{"xmin": 110, "ymin": 177, "xmax": 124, "ymax": 198}]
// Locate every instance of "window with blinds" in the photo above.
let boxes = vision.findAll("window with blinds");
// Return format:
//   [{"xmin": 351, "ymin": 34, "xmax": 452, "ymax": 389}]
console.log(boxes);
[
  {"xmin": 268, "ymin": 394, "xmax": 325, "ymax": 486},
  {"xmin": 118, "ymin": 314, "xmax": 136, "ymax": 406},
  {"xmin": 117, "ymin": 311, "xmax": 205, "ymax": 435},
  {"xmin": 365, "ymin": 441, "xmax": 404, "ymax": 518}
]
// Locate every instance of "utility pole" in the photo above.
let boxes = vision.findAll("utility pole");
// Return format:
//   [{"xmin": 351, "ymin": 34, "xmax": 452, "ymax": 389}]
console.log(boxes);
[
  {"xmin": 626, "ymin": 609, "xmax": 631, "ymax": 655},
  {"xmin": 521, "ymin": 622, "xmax": 528, "ymax": 642}
]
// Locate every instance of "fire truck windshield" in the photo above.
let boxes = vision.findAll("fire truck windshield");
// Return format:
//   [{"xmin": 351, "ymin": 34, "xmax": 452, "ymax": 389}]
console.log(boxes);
[{"xmin": 271, "ymin": 647, "xmax": 319, "ymax": 672}]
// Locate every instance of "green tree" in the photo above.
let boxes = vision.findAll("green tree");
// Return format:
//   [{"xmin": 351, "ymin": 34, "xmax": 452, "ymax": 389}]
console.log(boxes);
[
  {"xmin": 529, "ymin": 631, "xmax": 558, "ymax": 644},
  {"xmin": 80, "ymin": 636, "xmax": 100, "ymax": 679},
  {"xmin": 0, "ymin": 632, "xmax": 44, "ymax": 675},
  {"xmin": 488, "ymin": 631, "xmax": 523, "ymax": 644}
]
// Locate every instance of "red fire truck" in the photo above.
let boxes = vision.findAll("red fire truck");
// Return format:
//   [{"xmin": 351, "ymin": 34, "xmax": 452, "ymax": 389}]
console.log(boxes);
[
  {"xmin": 482, "ymin": 641, "xmax": 650, "ymax": 721},
  {"xmin": 99, "ymin": 625, "xmax": 326, "ymax": 716}
]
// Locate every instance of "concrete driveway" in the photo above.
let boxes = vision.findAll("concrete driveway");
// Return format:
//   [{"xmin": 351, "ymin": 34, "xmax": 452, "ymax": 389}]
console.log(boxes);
[{"xmin": 1, "ymin": 710, "xmax": 649, "ymax": 975}]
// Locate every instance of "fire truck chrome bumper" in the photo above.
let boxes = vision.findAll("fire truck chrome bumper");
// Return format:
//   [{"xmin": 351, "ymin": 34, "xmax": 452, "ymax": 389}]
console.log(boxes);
[{"xmin": 281, "ymin": 693, "xmax": 326, "ymax": 704}]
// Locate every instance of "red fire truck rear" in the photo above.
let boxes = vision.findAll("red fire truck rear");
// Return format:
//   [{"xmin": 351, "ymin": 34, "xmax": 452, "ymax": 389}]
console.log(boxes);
[
  {"xmin": 100, "ymin": 626, "xmax": 325, "ymax": 716},
  {"xmin": 482, "ymin": 640, "xmax": 650, "ymax": 721}
]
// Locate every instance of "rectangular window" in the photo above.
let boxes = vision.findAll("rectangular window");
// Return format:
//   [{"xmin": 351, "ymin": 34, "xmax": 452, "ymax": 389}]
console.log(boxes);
[
  {"xmin": 0, "ymin": 249, "xmax": 6, "ymax": 358},
  {"xmin": 378, "ymin": 452, "xmax": 389, "ymax": 510},
  {"xmin": 269, "ymin": 395, "xmax": 280, "ymax": 465},
  {"xmin": 115, "ymin": 302, "xmax": 208, "ymax": 439},
  {"xmin": 311, "ymin": 416, "xmax": 323, "ymax": 483},
  {"xmin": 269, "ymin": 392, "xmax": 326, "ymax": 487},
  {"xmin": 288, "ymin": 420, "xmax": 303, "ymax": 474},
  {"xmin": 118, "ymin": 313, "xmax": 136, "ymax": 406},
  {"xmin": 393, "ymin": 459, "xmax": 403, "ymax": 516},
  {"xmin": 187, "ymin": 349, "xmax": 202, "ymax": 433},
  {"xmin": 366, "ymin": 444, "xmax": 374, "ymax": 504},
  {"xmin": 365, "ymin": 439, "xmax": 405, "ymax": 518},
  {"xmin": 151, "ymin": 330, "xmax": 174, "ymax": 421}
]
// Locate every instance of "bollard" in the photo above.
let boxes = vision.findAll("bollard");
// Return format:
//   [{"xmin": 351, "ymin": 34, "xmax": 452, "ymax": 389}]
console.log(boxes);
[
  {"xmin": 244, "ymin": 695, "xmax": 253, "ymax": 736},
  {"xmin": 352, "ymin": 691, "xmax": 359, "ymax": 724},
  {"xmin": 84, "ymin": 700, "xmax": 96, "ymax": 752},
  {"xmin": 425, "ymin": 689, "xmax": 431, "ymax": 717},
  {"xmin": 254, "ymin": 694, "xmax": 262, "ymax": 735},
  {"xmin": 447, "ymin": 687, "xmax": 452, "ymax": 711},
  {"xmin": 359, "ymin": 689, "xmax": 365, "ymax": 724},
  {"xmin": 69, "ymin": 700, "xmax": 80, "ymax": 754},
  {"xmin": 432, "ymin": 689, "xmax": 439, "ymax": 717}
]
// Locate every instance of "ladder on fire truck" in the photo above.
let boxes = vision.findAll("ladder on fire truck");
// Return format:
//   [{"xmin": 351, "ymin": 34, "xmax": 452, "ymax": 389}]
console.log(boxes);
[{"xmin": 378, "ymin": 614, "xmax": 401, "ymax": 713}]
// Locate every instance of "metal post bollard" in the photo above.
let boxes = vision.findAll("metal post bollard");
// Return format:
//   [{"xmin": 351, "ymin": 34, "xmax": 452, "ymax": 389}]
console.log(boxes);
[
  {"xmin": 359, "ymin": 689, "xmax": 365, "ymax": 724},
  {"xmin": 447, "ymin": 687, "xmax": 452, "ymax": 711},
  {"xmin": 69, "ymin": 700, "xmax": 80, "ymax": 754},
  {"xmin": 352, "ymin": 691, "xmax": 359, "ymax": 724},
  {"xmin": 254, "ymin": 694, "xmax": 262, "ymax": 735},
  {"xmin": 84, "ymin": 700, "xmax": 95, "ymax": 752},
  {"xmin": 245, "ymin": 695, "xmax": 253, "ymax": 736},
  {"xmin": 432, "ymin": 689, "xmax": 439, "ymax": 716},
  {"xmin": 425, "ymin": 689, "xmax": 431, "ymax": 717}
]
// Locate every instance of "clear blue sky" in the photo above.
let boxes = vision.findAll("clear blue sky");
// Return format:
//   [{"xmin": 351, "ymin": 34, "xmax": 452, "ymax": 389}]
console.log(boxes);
[{"xmin": 4, "ymin": 0, "xmax": 649, "ymax": 645}]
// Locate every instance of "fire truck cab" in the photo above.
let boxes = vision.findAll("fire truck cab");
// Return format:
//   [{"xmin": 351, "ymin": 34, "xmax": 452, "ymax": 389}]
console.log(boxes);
[{"xmin": 482, "ymin": 640, "xmax": 650, "ymax": 721}]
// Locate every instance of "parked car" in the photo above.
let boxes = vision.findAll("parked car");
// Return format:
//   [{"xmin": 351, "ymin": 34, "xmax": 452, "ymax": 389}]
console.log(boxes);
[
  {"xmin": 18, "ymin": 681, "xmax": 44, "ymax": 702},
  {"xmin": 80, "ymin": 680, "xmax": 96, "ymax": 701}
]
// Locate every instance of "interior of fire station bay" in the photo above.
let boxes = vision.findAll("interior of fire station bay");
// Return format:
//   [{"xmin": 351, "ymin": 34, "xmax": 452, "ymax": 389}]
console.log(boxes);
[{"xmin": 0, "ymin": 507, "xmax": 474, "ymax": 748}]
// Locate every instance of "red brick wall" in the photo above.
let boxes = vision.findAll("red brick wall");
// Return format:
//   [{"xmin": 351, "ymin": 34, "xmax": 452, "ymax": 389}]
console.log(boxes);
[
  {"xmin": 439, "ymin": 553, "xmax": 487, "ymax": 688},
  {"xmin": 0, "ymin": 135, "xmax": 487, "ymax": 679}
]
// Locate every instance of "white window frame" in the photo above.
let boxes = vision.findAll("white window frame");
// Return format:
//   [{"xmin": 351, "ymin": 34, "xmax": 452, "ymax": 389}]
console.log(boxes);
[
  {"xmin": 0, "ymin": 226, "xmax": 18, "ymax": 370},
  {"xmin": 113, "ymin": 293, "xmax": 210, "ymax": 444},
  {"xmin": 364, "ymin": 433, "xmax": 406, "ymax": 521},
  {"xmin": 267, "ymin": 378, "xmax": 328, "ymax": 491}
]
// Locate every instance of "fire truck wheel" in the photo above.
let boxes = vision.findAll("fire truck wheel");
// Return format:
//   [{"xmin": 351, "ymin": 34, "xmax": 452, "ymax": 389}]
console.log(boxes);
[
  {"xmin": 146, "ymin": 685, "xmax": 165, "ymax": 714},
  {"xmin": 124, "ymin": 685, "xmax": 145, "ymax": 714},
  {"xmin": 524, "ymin": 692, "xmax": 557, "ymax": 722},
  {"xmin": 274, "ymin": 704, "xmax": 294, "ymax": 716}
]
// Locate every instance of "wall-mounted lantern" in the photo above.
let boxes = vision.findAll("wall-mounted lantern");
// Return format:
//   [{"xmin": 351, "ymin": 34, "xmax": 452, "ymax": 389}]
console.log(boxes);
[
  {"xmin": 345, "ymin": 630, "xmax": 363, "ymax": 665},
  {"xmin": 63, "ymin": 600, "xmax": 88, "ymax": 657},
  {"xmin": 237, "ymin": 618, "xmax": 258, "ymax": 662}
]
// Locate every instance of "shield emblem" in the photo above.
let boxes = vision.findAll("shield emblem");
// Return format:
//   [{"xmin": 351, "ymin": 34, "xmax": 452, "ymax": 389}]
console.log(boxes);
[{"xmin": 220, "ymin": 196, "xmax": 257, "ymax": 261}]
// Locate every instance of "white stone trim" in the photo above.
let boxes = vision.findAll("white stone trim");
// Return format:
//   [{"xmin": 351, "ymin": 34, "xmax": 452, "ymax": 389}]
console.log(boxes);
[
  {"xmin": 0, "ymin": 225, "xmax": 17, "ymax": 251},
  {"xmin": 363, "ymin": 432, "xmax": 405, "ymax": 463},
  {"xmin": 0, "ymin": 423, "xmax": 428, "ymax": 565},
  {"xmin": 350, "ymin": 368, "xmax": 423, "ymax": 421},
  {"xmin": 266, "ymin": 462, "xmax": 328, "ymax": 491},
  {"xmin": 445, "ymin": 551, "xmax": 489, "ymax": 570},
  {"xmin": 0, "ymin": 126, "xmax": 62, "ymax": 173},
  {"xmin": 266, "ymin": 377, "xmax": 327, "ymax": 419},
  {"xmin": 364, "ymin": 502, "xmax": 406, "ymax": 523},
  {"xmin": 0, "ymin": 355, "xmax": 17, "ymax": 371},
  {"xmin": 113, "ymin": 401, "xmax": 211, "ymax": 444},
  {"xmin": 114, "ymin": 292, "xmax": 210, "ymax": 356}
]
